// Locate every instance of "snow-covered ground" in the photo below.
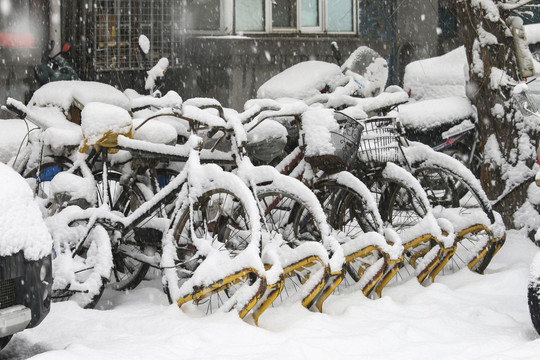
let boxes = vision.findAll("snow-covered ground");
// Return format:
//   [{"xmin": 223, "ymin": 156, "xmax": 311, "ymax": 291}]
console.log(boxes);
[{"xmin": 1, "ymin": 230, "xmax": 538, "ymax": 360}]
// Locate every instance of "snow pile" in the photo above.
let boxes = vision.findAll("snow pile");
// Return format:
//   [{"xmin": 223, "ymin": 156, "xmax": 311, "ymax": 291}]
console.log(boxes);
[
  {"xmin": 80, "ymin": 102, "xmax": 133, "ymax": 148},
  {"xmin": 257, "ymin": 61, "xmax": 348, "ymax": 100},
  {"xmin": 49, "ymin": 172, "xmax": 97, "ymax": 206},
  {"xmin": 138, "ymin": 35, "xmax": 150, "ymax": 54},
  {"xmin": 145, "ymin": 58, "xmax": 169, "ymax": 91},
  {"xmin": 46, "ymin": 206, "xmax": 113, "ymax": 307},
  {"xmin": 133, "ymin": 119, "xmax": 178, "ymax": 145},
  {"xmin": 526, "ymin": 23, "xmax": 540, "ymax": 45},
  {"xmin": 403, "ymin": 46, "xmax": 467, "ymax": 101},
  {"xmin": 128, "ymin": 90, "xmax": 182, "ymax": 110},
  {"xmin": 342, "ymin": 46, "xmax": 388, "ymax": 97},
  {"xmin": 0, "ymin": 119, "xmax": 37, "ymax": 163},
  {"xmin": 301, "ymin": 108, "xmax": 339, "ymax": 157},
  {"xmin": 398, "ymin": 96, "xmax": 475, "ymax": 129},
  {"xmin": 28, "ymin": 81, "xmax": 131, "ymax": 111},
  {"xmin": 31, "ymin": 106, "xmax": 83, "ymax": 150},
  {"xmin": 246, "ymin": 119, "xmax": 287, "ymax": 144},
  {"xmin": 245, "ymin": 119, "xmax": 287, "ymax": 162},
  {"xmin": 13, "ymin": 231, "xmax": 540, "ymax": 359},
  {"xmin": 0, "ymin": 163, "xmax": 51, "ymax": 260}
]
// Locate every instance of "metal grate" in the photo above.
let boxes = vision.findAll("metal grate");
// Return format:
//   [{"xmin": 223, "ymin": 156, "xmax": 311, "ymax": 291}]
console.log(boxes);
[
  {"xmin": 94, "ymin": 0, "xmax": 173, "ymax": 71},
  {"xmin": 0, "ymin": 279, "xmax": 17, "ymax": 310}
]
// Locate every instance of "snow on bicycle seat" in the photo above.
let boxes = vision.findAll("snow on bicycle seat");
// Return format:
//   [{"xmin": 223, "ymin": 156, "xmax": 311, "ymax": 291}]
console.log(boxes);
[
  {"xmin": 257, "ymin": 61, "xmax": 348, "ymax": 100},
  {"xmin": 397, "ymin": 96, "xmax": 475, "ymax": 130},
  {"xmin": 132, "ymin": 118, "xmax": 177, "ymax": 145},
  {"xmin": 79, "ymin": 102, "xmax": 132, "ymax": 152},
  {"xmin": 28, "ymin": 81, "xmax": 131, "ymax": 112}
]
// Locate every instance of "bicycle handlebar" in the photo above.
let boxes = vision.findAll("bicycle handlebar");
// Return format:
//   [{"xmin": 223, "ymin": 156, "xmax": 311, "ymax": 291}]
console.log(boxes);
[
  {"xmin": 4, "ymin": 98, "xmax": 51, "ymax": 130},
  {"xmin": 2, "ymin": 103, "xmax": 27, "ymax": 119}
]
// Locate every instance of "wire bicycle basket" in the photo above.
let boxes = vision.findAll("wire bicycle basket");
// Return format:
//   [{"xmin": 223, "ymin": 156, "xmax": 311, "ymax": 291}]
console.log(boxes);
[
  {"xmin": 305, "ymin": 112, "xmax": 364, "ymax": 174},
  {"xmin": 357, "ymin": 116, "xmax": 399, "ymax": 168}
]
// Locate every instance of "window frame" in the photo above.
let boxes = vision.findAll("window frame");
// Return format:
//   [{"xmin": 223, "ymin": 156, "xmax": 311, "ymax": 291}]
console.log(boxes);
[
  {"xmin": 298, "ymin": 0, "xmax": 324, "ymax": 33},
  {"xmin": 233, "ymin": 0, "xmax": 356, "ymax": 35},
  {"xmin": 184, "ymin": 0, "xmax": 234, "ymax": 35},
  {"xmin": 324, "ymin": 0, "xmax": 357, "ymax": 34}
]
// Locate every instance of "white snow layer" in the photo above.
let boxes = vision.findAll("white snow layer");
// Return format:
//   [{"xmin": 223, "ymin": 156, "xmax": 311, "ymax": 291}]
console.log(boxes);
[
  {"xmin": 403, "ymin": 46, "xmax": 467, "ymax": 101},
  {"xmin": 138, "ymin": 34, "xmax": 150, "ymax": 54},
  {"xmin": 9, "ymin": 230, "xmax": 540, "ymax": 359},
  {"xmin": 257, "ymin": 61, "xmax": 348, "ymax": 100},
  {"xmin": 526, "ymin": 23, "xmax": 540, "ymax": 45},
  {"xmin": 28, "ymin": 81, "xmax": 131, "ymax": 111},
  {"xmin": 80, "ymin": 102, "xmax": 133, "ymax": 146},
  {"xmin": 145, "ymin": 58, "xmax": 169, "ymax": 91},
  {"xmin": 0, "ymin": 119, "xmax": 37, "ymax": 163},
  {"xmin": 398, "ymin": 96, "xmax": 475, "ymax": 129},
  {"xmin": 0, "ymin": 163, "xmax": 51, "ymax": 260}
]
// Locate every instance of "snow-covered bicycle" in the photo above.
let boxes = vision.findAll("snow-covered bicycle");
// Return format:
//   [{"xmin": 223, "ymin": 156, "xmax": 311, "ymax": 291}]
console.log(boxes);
[
  {"xmin": 6, "ymin": 99, "xmax": 267, "ymax": 316},
  {"xmin": 305, "ymin": 92, "xmax": 505, "ymax": 280}
]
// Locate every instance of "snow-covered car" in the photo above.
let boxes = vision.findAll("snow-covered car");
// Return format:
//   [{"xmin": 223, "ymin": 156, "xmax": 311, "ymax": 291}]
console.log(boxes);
[{"xmin": 0, "ymin": 162, "xmax": 52, "ymax": 351}]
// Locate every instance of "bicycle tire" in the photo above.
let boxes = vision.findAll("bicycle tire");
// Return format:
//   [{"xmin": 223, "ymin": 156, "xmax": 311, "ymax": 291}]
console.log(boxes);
[
  {"xmin": 51, "ymin": 219, "xmax": 111, "ymax": 308},
  {"xmin": 314, "ymin": 174, "xmax": 383, "ymax": 235},
  {"xmin": 165, "ymin": 184, "xmax": 263, "ymax": 318},
  {"xmin": 362, "ymin": 164, "xmax": 442, "ymax": 285},
  {"xmin": 255, "ymin": 184, "xmax": 329, "ymax": 310},
  {"xmin": 94, "ymin": 171, "xmax": 152, "ymax": 291},
  {"xmin": 411, "ymin": 161, "xmax": 497, "ymax": 275},
  {"xmin": 312, "ymin": 176, "xmax": 388, "ymax": 299}
]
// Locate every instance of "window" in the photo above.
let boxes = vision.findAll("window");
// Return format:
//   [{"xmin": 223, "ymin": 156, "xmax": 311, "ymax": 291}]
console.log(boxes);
[
  {"xmin": 235, "ymin": 0, "xmax": 355, "ymax": 34},
  {"xmin": 185, "ymin": 0, "xmax": 221, "ymax": 31},
  {"xmin": 235, "ymin": 0, "xmax": 264, "ymax": 31},
  {"xmin": 273, "ymin": 0, "xmax": 297, "ymax": 28},
  {"xmin": 182, "ymin": 0, "xmax": 232, "ymax": 34},
  {"xmin": 328, "ymin": 0, "xmax": 353, "ymax": 32}
]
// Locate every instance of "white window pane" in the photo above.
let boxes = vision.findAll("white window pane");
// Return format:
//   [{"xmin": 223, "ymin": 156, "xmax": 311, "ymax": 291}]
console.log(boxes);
[
  {"xmin": 185, "ymin": 0, "xmax": 220, "ymax": 31},
  {"xmin": 236, "ymin": 0, "xmax": 264, "ymax": 31},
  {"xmin": 272, "ymin": 0, "xmax": 296, "ymax": 28},
  {"xmin": 301, "ymin": 0, "xmax": 319, "ymax": 27},
  {"xmin": 328, "ymin": 0, "xmax": 353, "ymax": 31}
]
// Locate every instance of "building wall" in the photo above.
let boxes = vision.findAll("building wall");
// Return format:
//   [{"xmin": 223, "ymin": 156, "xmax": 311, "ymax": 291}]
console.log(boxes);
[{"xmin": 94, "ymin": 35, "xmax": 395, "ymax": 110}]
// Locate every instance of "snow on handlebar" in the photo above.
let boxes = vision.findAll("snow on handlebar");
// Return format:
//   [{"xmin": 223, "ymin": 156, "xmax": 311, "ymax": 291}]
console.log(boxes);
[{"xmin": 5, "ymin": 97, "xmax": 54, "ymax": 130}]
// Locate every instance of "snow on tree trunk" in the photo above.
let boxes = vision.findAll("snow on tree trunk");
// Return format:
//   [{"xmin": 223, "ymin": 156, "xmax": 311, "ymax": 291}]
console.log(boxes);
[{"xmin": 452, "ymin": 0, "xmax": 539, "ymax": 229}]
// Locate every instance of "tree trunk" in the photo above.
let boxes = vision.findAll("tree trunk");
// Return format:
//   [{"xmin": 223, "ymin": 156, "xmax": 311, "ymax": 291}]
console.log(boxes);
[{"xmin": 453, "ymin": 0, "xmax": 538, "ymax": 227}]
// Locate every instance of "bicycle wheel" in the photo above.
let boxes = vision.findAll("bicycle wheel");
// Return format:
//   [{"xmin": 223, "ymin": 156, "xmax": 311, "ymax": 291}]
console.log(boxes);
[
  {"xmin": 166, "ymin": 186, "xmax": 263, "ymax": 317},
  {"xmin": 94, "ymin": 171, "xmax": 152, "ymax": 291},
  {"xmin": 255, "ymin": 184, "xmax": 329, "ymax": 309},
  {"xmin": 312, "ymin": 177, "xmax": 388, "ymax": 299},
  {"xmin": 314, "ymin": 176, "xmax": 382, "ymax": 235},
  {"xmin": 257, "ymin": 186, "xmax": 324, "ymax": 246},
  {"xmin": 369, "ymin": 177, "xmax": 428, "ymax": 232},
  {"xmin": 412, "ymin": 162, "xmax": 496, "ymax": 274},
  {"xmin": 363, "ymin": 164, "xmax": 441, "ymax": 285},
  {"xmin": 51, "ymin": 218, "xmax": 112, "ymax": 308}
]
